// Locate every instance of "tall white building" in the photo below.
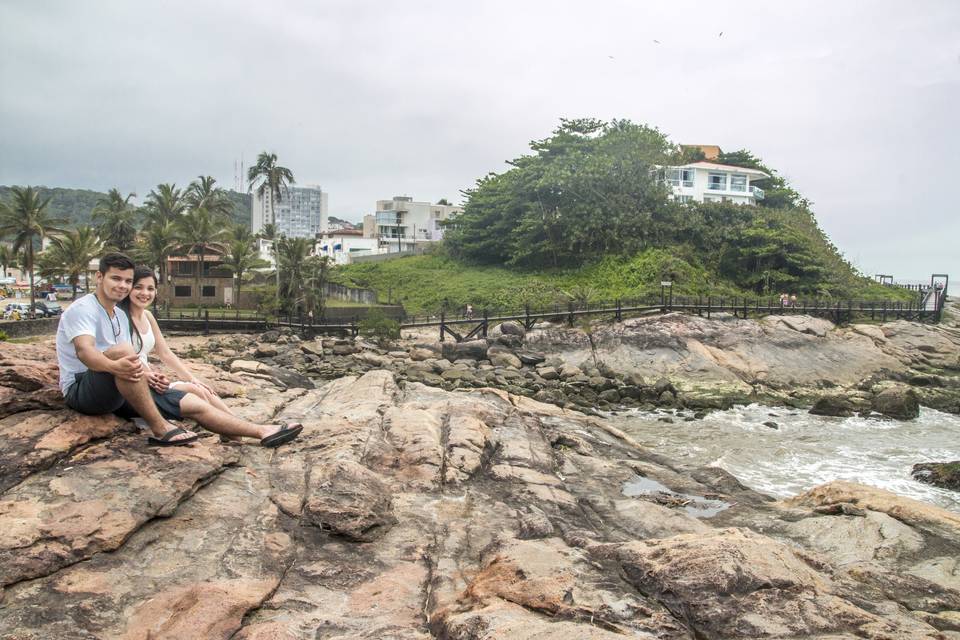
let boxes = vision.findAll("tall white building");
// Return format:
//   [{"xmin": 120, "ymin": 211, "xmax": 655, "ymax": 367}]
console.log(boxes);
[
  {"xmin": 251, "ymin": 184, "xmax": 328, "ymax": 238},
  {"xmin": 366, "ymin": 196, "xmax": 463, "ymax": 252}
]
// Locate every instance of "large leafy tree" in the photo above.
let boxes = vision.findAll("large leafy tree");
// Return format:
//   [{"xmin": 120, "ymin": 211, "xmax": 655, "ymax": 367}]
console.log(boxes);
[
  {"xmin": 0, "ymin": 186, "xmax": 68, "ymax": 315},
  {"xmin": 175, "ymin": 207, "xmax": 228, "ymax": 293},
  {"xmin": 92, "ymin": 188, "xmax": 138, "ymax": 252},
  {"xmin": 446, "ymin": 118, "xmax": 672, "ymax": 268},
  {"xmin": 36, "ymin": 226, "xmax": 104, "ymax": 297}
]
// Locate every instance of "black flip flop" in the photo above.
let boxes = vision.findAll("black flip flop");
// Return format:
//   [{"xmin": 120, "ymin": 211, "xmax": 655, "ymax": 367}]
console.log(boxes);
[
  {"xmin": 148, "ymin": 427, "xmax": 200, "ymax": 447},
  {"xmin": 260, "ymin": 423, "xmax": 303, "ymax": 448}
]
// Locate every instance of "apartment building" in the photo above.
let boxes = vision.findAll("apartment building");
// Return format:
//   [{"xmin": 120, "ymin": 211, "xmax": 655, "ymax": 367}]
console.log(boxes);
[
  {"xmin": 251, "ymin": 184, "xmax": 329, "ymax": 238},
  {"xmin": 364, "ymin": 196, "xmax": 463, "ymax": 252}
]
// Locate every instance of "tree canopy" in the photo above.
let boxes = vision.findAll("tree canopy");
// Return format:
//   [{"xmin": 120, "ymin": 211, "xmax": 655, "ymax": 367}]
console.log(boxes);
[{"xmin": 443, "ymin": 118, "xmax": 875, "ymax": 296}]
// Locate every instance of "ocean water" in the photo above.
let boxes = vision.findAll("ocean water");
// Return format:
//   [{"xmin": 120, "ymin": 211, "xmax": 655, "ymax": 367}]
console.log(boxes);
[{"xmin": 609, "ymin": 404, "xmax": 960, "ymax": 513}]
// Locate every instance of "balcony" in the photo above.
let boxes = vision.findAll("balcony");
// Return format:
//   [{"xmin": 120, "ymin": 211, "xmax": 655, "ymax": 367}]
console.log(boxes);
[
  {"xmin": 749, "ymin": 186, "xmax": 765, "ymax": 199},
  {"xmin": 376, "ymin": 212, "xmax": 402, "ymax": 225}
]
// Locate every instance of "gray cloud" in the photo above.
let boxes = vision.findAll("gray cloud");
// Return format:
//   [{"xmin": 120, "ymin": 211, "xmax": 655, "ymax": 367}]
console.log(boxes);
[{"xmin": 2, "ymin": 0, "xmax": 958, "ymax": 282}]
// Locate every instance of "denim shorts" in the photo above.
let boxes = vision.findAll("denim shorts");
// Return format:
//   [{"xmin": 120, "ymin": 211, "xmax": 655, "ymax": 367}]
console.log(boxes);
[{"xmin": 64, "ymin": 370, "xmax": 186, "ymax": 421}]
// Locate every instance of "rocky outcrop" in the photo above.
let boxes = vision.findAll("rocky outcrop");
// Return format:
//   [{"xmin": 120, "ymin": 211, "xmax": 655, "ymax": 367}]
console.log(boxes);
[
  {"xmin": 2, "ymin": 340, "xmax": 959, "ymax": 638},
  {"xmin": 913, "ymin": 461, "xmax": 960, "ymax": 492}
]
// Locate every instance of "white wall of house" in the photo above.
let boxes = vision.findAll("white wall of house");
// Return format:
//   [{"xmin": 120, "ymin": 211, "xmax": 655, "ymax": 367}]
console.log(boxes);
[
  {"xmin": 372, "ymin": 196, "xmax": 462, "ymax": 251},
  {"xmin": 313, "ymin": 232, "xmax": 379, "ymax": 265},
  {"xmin": 665, "ymin": 162, "xmax": 768, "ymax": 205}
]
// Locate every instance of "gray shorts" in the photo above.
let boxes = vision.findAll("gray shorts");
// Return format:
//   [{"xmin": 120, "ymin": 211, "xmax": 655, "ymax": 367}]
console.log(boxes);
[{"xmin": 64, "ymin": 370, "xmax": 186, "ymax": 421}]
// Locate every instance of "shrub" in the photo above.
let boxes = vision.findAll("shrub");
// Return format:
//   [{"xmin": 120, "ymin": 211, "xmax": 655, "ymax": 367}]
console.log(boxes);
[
  {"xmin": 0, "ymin": 330, "xmax": 8, "ymax": 342},
  {"xmin": 359, "ymin": 309, "xmax": 400, "ymax": 344}
]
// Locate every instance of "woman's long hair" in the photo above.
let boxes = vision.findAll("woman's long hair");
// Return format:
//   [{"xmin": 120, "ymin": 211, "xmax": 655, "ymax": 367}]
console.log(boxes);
[{"xmin": 118, "ymin": 266, "xmax": 158, "ymax": 355}]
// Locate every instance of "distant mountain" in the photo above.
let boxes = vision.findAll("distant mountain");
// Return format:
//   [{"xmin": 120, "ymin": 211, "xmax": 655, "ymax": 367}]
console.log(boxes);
[
  {"xmin": 0, "ymin": 185, "xmax": 253, "ymax": 229},
  {"xmin": 0, "ymin": 186, "xmax": 106, "ymax": 227}
]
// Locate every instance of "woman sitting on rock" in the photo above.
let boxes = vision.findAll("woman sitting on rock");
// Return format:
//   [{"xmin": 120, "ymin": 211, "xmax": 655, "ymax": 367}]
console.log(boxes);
[{"xmin": 119, "ymin": 266, "xmax": 300, "ymax": 447}]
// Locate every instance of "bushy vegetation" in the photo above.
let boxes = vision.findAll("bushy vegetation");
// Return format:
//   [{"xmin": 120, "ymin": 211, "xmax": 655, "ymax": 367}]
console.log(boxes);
[
  {"xmin": 358, "ymin": 308, "xmax": 401, "ymax": 343},
  {"xmin": 440, "ymin": 118, "xmax": 908, "ymax": 300},
  {"xmin": 336, "ymin": 118, "xmax": 913, "ymax": 314}
]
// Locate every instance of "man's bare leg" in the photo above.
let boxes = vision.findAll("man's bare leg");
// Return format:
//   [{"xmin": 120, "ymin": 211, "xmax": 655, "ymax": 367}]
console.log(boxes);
[
  {"xmin": 103, "ymin": 344, "xmax": 196, "ymax": 443},
  {"xmin": 178, "ymin": 393, "xmax": 284, "ymax": 440}
]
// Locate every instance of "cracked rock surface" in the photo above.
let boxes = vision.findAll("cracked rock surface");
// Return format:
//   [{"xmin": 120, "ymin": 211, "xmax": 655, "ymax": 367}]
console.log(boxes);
[{"xmin": 1, "ymin": 340, "xmax": 959, "ymax": 639}]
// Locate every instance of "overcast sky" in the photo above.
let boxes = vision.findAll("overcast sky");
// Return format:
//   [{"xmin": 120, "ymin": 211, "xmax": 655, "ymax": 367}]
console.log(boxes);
[{"xmin": 1, "ymin": 0, "xmax": 958, "ymax": 282}]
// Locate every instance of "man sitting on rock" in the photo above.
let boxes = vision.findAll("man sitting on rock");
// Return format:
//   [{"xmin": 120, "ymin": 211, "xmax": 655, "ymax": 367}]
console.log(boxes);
[{"xmin": 55, "ymin": 252, "xmax": 302, "ymax": 447}]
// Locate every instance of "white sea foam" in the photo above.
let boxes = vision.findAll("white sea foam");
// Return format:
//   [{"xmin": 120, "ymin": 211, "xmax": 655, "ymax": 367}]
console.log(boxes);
[{"xmin": 611, "ymin": 405, "xmax": 960, "ymax": 512}]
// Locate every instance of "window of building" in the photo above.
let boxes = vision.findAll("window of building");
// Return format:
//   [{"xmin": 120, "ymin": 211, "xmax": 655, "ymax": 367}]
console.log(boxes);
[
  {"xmin": 175, "ymin": 262, "xmax": 195, "ymax": 276},
  {"xmin": 707, "ymin": 174, "xmax": 726, "ymax": 190},
  {"xmin": 202, "ymin": 285, "xmax": 216, "ymax": 297},
  {"xmin": 174, "ymin": 285, "xmax": 192, "ymax": 297},
  {"xmin": 681, "ymin": 169, "xmax": 694, "ymax": 187},
  {"xmin": 666, "ymin": 168, "xmax": 680, "ymax": 186},
  {"xmin": 730, "ymin": 175, "xmax": 747, "ymax": 192}
]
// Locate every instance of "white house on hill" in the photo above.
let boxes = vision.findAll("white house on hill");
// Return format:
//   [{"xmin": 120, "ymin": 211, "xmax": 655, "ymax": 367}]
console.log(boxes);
[{"xmin": 663, "ymin": 161, "xmax": 769, "ymax": 205}]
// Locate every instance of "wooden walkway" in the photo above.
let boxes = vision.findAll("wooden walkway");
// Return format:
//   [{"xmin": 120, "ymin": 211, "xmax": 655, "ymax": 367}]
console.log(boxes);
[{"xmin": 155, "ymin": 287, "xmax": 949, "ymax": 341}]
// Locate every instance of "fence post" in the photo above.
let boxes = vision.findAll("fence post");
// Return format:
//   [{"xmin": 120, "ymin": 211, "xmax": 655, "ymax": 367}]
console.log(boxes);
[
  {"xmin": 882, "ymin": 300, "xmax": 887, "ymax": 322},
  {"xmin": 616, "ymin": 298, "xmax": 622, "ymax": 322},
  {"xmin": 525, "ymin": 304, "xmax": 531, "ymax": 329},
  {"xmin": 707, "ymin": 297, "xmax": 711, "ymax": 320},
  {"xmin": 203, "ymin": 309, "xmax": 209, "ymax": 335},
  {"xmin": 440, "ymin": 311, "xmax": 445, "ymax": 342},
  {"xmin": 483, "ymin": 308, "xmax": 488, "ymax": 338},
  {"xmin": 568, "ymin": 301, "xmax": 575, "ymax": 327},
  {"xmin": 742, "ymin": 297, "xmax": 747, "ymax": 320}
]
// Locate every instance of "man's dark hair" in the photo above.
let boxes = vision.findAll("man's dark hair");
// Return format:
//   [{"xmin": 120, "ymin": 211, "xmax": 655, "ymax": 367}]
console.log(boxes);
[{"xmin": 98, "ymin": 253, "xmax": 135, "ymax": 274}]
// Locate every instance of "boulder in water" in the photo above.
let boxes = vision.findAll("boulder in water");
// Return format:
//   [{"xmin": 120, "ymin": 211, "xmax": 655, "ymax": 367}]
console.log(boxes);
[
  {"xmin": 872, "ymin": 385, "xmax": 920, "ymax": 420},
  {"xmin": 912, "ymin": 461, "xmax": 960, "ymax": 492}
]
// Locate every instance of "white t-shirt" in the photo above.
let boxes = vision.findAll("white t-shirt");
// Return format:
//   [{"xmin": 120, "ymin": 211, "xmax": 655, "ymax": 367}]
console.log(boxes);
[{"xmin": 55, "ymin": 293, "xmax": 132, "ymax": 394}]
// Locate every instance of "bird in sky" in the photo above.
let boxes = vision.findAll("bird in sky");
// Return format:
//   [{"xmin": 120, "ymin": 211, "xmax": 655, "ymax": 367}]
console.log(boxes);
[
  {"xmin": 719, "ymin": 31, "xmax": 723, "ymax": 37},
  {"xmin": 608, "ymin": 55, "xmax": 615, "ymax": 59},
  {"xmin": 653, "ymin": 39, "xmax": 661, "ymax": 44}
]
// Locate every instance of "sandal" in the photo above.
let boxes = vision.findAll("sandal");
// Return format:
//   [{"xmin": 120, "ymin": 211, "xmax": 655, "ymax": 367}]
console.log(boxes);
[
  {"xmin": 260, "ymin": 423, "xmax": 303, "ymax": 448},
  {"xmin": 148, "ymin": 427, "xmax": 199, "ymax": 447}
]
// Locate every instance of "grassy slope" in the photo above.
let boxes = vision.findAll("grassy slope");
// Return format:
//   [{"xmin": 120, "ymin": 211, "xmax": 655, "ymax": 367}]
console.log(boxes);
[{"xmin": 332, "ymin": 248, "xmax": 916, "ymax": 315}]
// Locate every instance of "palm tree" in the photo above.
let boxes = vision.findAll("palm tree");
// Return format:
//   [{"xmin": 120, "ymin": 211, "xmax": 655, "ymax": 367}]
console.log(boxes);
[
  {"xmin": 221, "ymin": 235, "xmax": 269, "ymax": 307},
  {"xmin": 134, "ymin": 219, "xmax": 178, "ymax": 287},
  {"xmin": 275, "ymin": 236, "xmax": 311, "ymax": 313},
  {"xmin": 144, "ymin": 183, "xmax": 187, "ymax": 225},
  {"xmin": 247, "ymin": 152, "xmax": 295, "ymax": 230},
  {"xmin": 92, "ymin": 188, "xmax": 138, "ymax": 252},
  {"xmin": 301, "ymin": 255, "xmax": 331, "ymax": 320},
  {"xmin": 37, "ymin": 226, "xmax": 104, "ymax": 298},
  {"xmin": 186, "ymin": 176, "xmax": 233, "ymax": 220},
  {"xmin": 175, "ymin": 207, "xmax": 228, "ymax": 293},
  {"xmin": 248, "ymin": 153, "xmax": 294, "ymax": 304},
  {"xmin": 0, "ymin": 186, "xmax": 67, "ymax": 316},
  {"xmin": 0, "ymin": 244, "xmax": 13, "ymax": 279},
  {"xmin": 257, "ymin": 222, "xmax": 278, "ymax": 241}
]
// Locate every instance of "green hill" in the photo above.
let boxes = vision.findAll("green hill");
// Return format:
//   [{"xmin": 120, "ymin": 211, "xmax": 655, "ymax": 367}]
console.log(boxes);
[
  {"xmin": 332, "ymin": 118, "xmax": 912, "ymax": 314},
  {"xmin": 0, "ymin": 185, "xmax": 252, "ymax": 229},
  {"xmin": 0, "ymin": 185, "xmax": 105, "ymax": 227}
]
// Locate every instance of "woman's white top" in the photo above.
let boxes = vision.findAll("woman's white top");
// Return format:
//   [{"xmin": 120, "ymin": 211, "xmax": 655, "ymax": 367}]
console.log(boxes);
[{"xmin": 136, "ymin": 319, "xmax": 156, "ymax": 365}]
